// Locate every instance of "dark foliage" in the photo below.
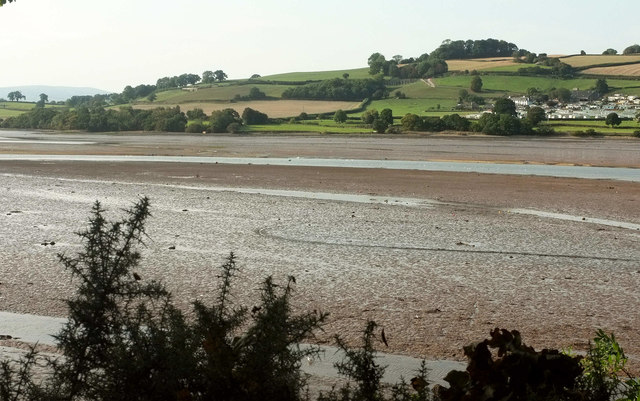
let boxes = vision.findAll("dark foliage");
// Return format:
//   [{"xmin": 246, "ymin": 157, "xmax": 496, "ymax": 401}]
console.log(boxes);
[
  {"xmin": 156, "ymin": 73, "xmax": 201, "ymax": 89},
  {"xmin": 282, "ymin": 78, "xmax": 387, "ymax": 101},
  {"xmin": 400, "ymin": 113, "xmax": 470, "ymax": 132},
  {"xmin": 493, "ymin": 98, "xmax": 517, "ymax": 116},
  {"xmin": 472, "ymin": 113, "xmax": 528, "ymax": 136},
  {"xmin": 438, "ymin": 328, "xmax": 583, "ymax": 401},
  {"xmin": 186, "ymin": 107, "xmax": 208, "ymax": 120},
  {"xmin": 430, "ymin": 38, "xmax": 519, "ymax": 59},
  {"xmin": 242, "ymin": 107, "xmax": 269, "ymax": 124},
  {"xmin": 209, "ymin": 108, "xmax": 241, "ymax": 133},
  {"xmin": 0, "ymin": 105, "xmax": 187, "ymax": 132},
  {"xmin": 623, "ymin": 44, "xmax": 640, "ymax": 55}
]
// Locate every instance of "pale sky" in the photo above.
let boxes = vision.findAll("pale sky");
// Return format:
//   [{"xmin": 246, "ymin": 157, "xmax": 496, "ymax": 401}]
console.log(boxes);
[{"xmin": 2, "ymin": 0, "xmax": 639, "ymax": 92}]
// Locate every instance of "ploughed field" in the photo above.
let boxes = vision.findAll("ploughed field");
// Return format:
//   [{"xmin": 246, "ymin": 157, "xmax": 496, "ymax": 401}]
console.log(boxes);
[{"xmin": 0, "ymin": 132, "xmax": 639, "ymax": 368}]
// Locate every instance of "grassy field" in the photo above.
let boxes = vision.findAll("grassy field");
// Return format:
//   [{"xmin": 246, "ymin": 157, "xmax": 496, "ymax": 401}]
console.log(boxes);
[
  {"xmin": 392, "ymin": 81, "xmax": 462, "ymax": 98},
  {"xmin": 0, "ymin": 108, "xmax": 29, "ymax": 118},
  {"xmin": 366, "ymin": 98, "xmax": 459, "ymax": 116},
  {"xmin": 559, "ymin": 55, "xmax": 640, "ymax": 68},
  {"xmin": 0, "ymin": 102, "xmax": 63, "ymax": 119},
  {"xmin": 261, "ymin": 67, "xmax": 370, "ymax": 82},
  {"xmin": 151, "ymin": 84, "xmax": 295, "ymax": 103},
  {"xmin": 543, "ymin": 120, "xmax": 640, "ymax": 135}
]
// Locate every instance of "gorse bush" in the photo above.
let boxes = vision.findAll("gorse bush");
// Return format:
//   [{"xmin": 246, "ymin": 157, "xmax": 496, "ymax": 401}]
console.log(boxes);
[{"xmin": 0, "ymin": 198, "xmax": 327, "ymax": 401}]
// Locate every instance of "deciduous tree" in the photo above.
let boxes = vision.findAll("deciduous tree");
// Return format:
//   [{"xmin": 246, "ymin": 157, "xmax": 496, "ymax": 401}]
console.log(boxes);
[
  {"xmin": 209, "ymin": 108, "xmax": 240, "ymax": 132},
  {"xmin": 213, "ymin": 70, "xmax": 227, "ymax": 82},
  {"xmin": 361, "ymin": 109, "xmax": 379, "ymax": 125},
  {"xmin": 333, "ymin": 109, "xmax": 347, "ymax": 123},
  {"xmin": 493, "ymin": 98, "xmax": 517, "ymax": 116},
  {"xmin": 594, "ymin": 78, "xmax": 609, "ymax": 95},
  {"xmin": 401, "ymin": 113, "xmax": 422, "ymax": 131},
  {"xmin": 623, "ymin": 44, "xmax": 640, "ymax": 55},
  {"xmin": 186, "ymin": 108, "xmax": 207, "ymax": 120},
  {"xmin": 379, "ymin": 108, "xmax": 393, "ymax": 126},
  {"xmin": 367, "ymin": 53, "xmax": 386, "ymax": 75},
  {"xmin": 470, "ymin": 75, "xmax": 483, "ymax": 92},
  {"xmin": 202, "ymin": 70, "xmax": 215, "ymax": 84},
  {"xmin": 605, "ymin": 112, "xmax": 622, "ymax": 127},
  {"xmin": 526, "ymin": 106, "xmax": 546, "ymax": 126},
  {"xmin": 242, "ymin": 107, "xmax": 269, "ymax": 124}
]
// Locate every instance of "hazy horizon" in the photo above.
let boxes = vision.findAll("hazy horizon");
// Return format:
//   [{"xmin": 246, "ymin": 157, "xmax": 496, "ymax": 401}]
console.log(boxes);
[{"xmin": 2, "ymin": 0, "xmax": 639, "ymax": 92}]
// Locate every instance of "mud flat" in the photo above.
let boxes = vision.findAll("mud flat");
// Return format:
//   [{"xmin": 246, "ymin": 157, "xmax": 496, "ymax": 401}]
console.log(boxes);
[
  {"xmin": 1, "ymin": 133, "xmax": 639, "ymax": 370},
  {"xmin": 1, "ymin": 166, "xmax": 639, "ymax": 369}
]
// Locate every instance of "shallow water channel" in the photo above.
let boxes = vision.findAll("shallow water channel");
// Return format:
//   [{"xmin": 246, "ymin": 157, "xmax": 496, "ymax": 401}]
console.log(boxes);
[{"xmin": 0, "ymin": 154, "xmax": 638, "ymax": 182}]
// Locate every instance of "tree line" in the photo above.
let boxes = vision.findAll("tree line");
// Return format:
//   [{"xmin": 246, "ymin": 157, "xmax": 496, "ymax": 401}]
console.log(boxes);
[
  {"xmin": 367, "ymin": 52, "xmax": 448, "ymax": 79},
  {"xmin": 400, "ymin": 98, "xmax": 551, "ymax": 136},
  {"xmin": 0, "ymin": 103, "xmax": 274, "ymax": 134},
  {"xmin": 281, "ymin": 77, "xmax": 387, "ymax": 101},
  {"xmin": 430, "ymin": 38, "xmax": 520, "ymax": 59},
  {"xmin": 0, "ymin": 106, "xmax": 188, "ymax": 132},
  {"xmin": 602, "ymin": 44, "xmax": 640, "ymax": 55}
]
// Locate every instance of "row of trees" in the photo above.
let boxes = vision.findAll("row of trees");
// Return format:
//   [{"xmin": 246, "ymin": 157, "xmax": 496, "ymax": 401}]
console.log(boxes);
[
  {"xmin": 603, "ymin": 45, "xmax": 640, "ymax": 55},
  {"xmin": 155, "ymin": 70, "xmax": 228, "ymax": 90},
  {"xmin": 0, "ymin": 102, "xmax": 277, "ymax": 134},
  {"xmin": 430, "ymin": 38, "xmax": 520, "ymax": 59},
  {"xmin": 6, "ymin": 90, "xmax": 25, "ymax": 101},
  {"xmin": 4, "ymin": 92, "xmax": 48, "ymax": 107},
  {"xmin": 282, "ymin": 78, "xmax": 387, "ymax": 101},
  {"xmin": 1, "ymin": 105, "xmax": 188, "ymax": 132},
  {"xmin": 367, "ymin": 52, "xmax": 448, "ymax": 79}
]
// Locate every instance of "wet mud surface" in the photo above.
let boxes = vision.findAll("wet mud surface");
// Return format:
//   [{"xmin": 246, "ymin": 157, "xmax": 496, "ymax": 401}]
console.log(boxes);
[{"xmin": 1, "ymin": 167, "xmax": 639, "ymax": 368}]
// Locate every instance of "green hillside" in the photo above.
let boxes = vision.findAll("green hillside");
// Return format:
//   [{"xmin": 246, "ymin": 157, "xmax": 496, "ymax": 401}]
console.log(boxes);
[
  {"xmin": 261, "ymin": 67, "xmax": 370, "ymax": 82},
  {"xmin": 0, "ymin": 101, "xmax": 65, "ymax": 119},
  {"xmin": 4, "ymin": 54, "xmax": 640, "ymax": 135},
  {"xmin": 128, "ymin": 54, "xmax": 640, "ymax": 121},
  {"xmin": 150, "ymin": 84, "xmax": 294, "ymax": 103}
]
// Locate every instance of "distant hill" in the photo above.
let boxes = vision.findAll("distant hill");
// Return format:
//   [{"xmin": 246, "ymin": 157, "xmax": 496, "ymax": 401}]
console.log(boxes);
[{"xmin": 0, "ymin": 85, "xmax": 111, "ymax": 102}]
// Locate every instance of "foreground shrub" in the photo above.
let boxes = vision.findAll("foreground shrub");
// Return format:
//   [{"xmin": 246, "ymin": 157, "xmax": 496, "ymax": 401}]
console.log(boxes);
[
  {"xmin": 0, "ymin": 198, "xmax": 327, "ymax": 401},
  {"xmin": 319, "ymin": 320, "xmax": 431, "ymax": 401},
  {"xmin": 186, "ymin": 122, "xmax": 206, "ymax": 133},
  {"xmin": 577, "ymin": 329, "xmax": 640, "ymax": 401},
  {"xmin": 438, "ymin": 328, "xmax": 583, "ymax": 401}
]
